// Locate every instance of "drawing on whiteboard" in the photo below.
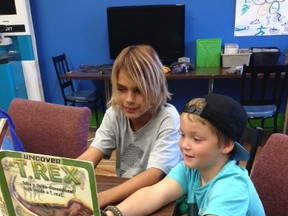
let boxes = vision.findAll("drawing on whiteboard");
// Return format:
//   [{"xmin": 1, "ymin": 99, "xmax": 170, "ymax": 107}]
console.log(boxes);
[{"xmin": 235, "ymin": 0, "xmax": 288, "ymax": 36}]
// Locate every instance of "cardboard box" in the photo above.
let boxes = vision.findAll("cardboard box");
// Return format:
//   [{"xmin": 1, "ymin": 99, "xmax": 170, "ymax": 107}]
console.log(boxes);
[{"xmin": 221, "ymin": 52, "xmax": 251, "ymax": 68}]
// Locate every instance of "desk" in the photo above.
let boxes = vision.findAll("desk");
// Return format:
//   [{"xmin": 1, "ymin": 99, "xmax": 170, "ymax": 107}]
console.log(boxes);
[
  {"xmin": 165, "ymin": 67, "xmax": 241, "ymax": 94},
  {"xmin": 62, "ymin": 67, "xmax": 241, "ymax": 101},
  {"xmin": 62, "ymin": 71, "xmax": 112, "ymax": 102},
  {"xmin": 96, "ymin": 175, "xmax": 174, "ymax": 215}
]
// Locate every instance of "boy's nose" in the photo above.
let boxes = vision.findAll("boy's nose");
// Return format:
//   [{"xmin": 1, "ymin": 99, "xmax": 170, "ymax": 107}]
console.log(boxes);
[
  {"xmin": 126, "ymin": 91, "xmax": 136, "ymax": 103},
  {"xmin": 180, "ymin": 139, "xmax": 191, "ymax": 150}
]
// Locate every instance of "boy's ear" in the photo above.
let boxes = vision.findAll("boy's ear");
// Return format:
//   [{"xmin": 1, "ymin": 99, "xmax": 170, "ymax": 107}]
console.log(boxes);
[{"xmin": 222, "ymin": 139, "xmax": 235, "ymax": 155}]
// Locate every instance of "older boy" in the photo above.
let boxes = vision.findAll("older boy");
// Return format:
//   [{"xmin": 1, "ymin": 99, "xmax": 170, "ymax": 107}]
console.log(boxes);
[{"xmin": 78, "ymin": 45, "xmax": 182, "ymax": 208}]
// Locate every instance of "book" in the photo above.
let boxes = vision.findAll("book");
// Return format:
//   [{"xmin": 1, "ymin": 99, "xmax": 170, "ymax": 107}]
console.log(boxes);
[
  {"xmin": 0, "ymin": 119, "xmax": 7, "ymax": 138},
  {"xmin": 0, "ymin": 150, "xmax": 100, "ymax": 216},
  {"xmin": 0, "ymin": 118, "xmax": 14, "ymax": 151},
  {"xmin": 0, "ymin": 118, "xmax": 8, "ymax": 149}
]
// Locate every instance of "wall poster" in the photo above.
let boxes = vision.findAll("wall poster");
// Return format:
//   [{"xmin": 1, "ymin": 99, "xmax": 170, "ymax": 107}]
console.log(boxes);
[{"xmin": 235, "ymin": 0, "xmax": 288, "ymax": 36}]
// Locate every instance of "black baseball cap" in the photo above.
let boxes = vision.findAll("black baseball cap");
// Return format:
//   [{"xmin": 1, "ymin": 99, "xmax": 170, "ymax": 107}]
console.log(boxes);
[{"xmin": 182, "ymin": 93, "xmax": 249, "ymax": 161}]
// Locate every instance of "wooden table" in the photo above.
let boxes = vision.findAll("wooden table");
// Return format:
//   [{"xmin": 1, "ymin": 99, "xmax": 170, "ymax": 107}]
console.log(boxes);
[
  {"xmin": 96, "ymin": 175, "xmax": 175, "ymax": 215},
  {"xmin": 62, "ymin": 67, "xmax": 241, "ymax": 101}
]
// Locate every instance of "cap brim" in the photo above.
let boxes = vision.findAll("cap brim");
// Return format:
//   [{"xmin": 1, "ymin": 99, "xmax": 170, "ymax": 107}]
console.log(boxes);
[{"xmin": 233, "ymin": 142, "xmax": 250, "ymax": 161}]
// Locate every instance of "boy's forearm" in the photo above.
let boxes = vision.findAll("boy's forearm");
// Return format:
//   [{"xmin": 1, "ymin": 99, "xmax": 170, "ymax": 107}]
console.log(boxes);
[
  {"xmin": 77, "ymin": 146, "xmax": 104, "ymax": 167},
  {"xmin": 118, "ymin": 186, "xmax": 163, "ymax": 216},
  {"xmin": 101, "ymin": 184, "xmax": 163, "ymax": 216},
  {"xmin": 114, "ymin": 178, "xmax": 183, "ymax": 216},
  {"xmin": 98, "ymin": 167, "xmax": 165, "ymax": 208}
]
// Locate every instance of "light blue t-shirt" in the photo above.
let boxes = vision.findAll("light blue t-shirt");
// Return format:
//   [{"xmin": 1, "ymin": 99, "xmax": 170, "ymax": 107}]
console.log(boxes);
[{"xmin": 167, "ymin": 160, "xmax": 265, "ymax": 216}]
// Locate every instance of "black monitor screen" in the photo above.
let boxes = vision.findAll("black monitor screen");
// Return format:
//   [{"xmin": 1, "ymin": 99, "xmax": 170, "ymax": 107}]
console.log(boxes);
[
  {"xmin": 107, "ymin": 4, "xmax": 185, "ymax": 65},
  {"xmin": 0, "ymin": 0, "xmax": 16, "ymax": 15}
]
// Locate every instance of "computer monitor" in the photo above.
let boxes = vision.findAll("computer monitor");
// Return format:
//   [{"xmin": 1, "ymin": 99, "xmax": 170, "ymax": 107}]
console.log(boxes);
[
  {"xmin": 0, "ymin": 0, "xmax": 16, "ymax": 15},
  {"xmin": 107, "ymin": 4, "xmax": 185, "ymax": 65},
  {"xmin": 0, "ymin": 0, "xmax": 31, "ymax": 35}
]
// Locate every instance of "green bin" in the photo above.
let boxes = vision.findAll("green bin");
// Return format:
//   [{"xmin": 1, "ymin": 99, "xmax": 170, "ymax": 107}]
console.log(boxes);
[{"xmin": 196, "ymin": 38, "xmax": 222, "ymax": 67}]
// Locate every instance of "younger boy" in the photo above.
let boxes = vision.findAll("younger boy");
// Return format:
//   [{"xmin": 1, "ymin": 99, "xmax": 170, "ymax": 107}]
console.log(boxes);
[{"xmin": 103, "ymin": 93, "xmax": 265, "ymax": 216}]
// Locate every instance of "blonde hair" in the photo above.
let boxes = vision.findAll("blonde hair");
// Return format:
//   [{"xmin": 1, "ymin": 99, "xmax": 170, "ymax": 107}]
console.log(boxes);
[
  {"xmin": 108, "ymin": 44, "xmax": 171, "ymax": 114},
  {"xmin": 182, "ymin": 98, "xmax": 230, "ymax": 146}
]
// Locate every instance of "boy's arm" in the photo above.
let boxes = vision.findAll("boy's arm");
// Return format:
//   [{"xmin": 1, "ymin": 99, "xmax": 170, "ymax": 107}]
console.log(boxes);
[
  {"xmin": 77, "ymin": 146, "xmax": 104, "ymax": 167},
  {"xmin": 107, "ymin": 177, "xmax": 183, "ymax": 216},
  {"xmin": 98, "ymin": 167, "xmax": 165, "ymax": 208}
]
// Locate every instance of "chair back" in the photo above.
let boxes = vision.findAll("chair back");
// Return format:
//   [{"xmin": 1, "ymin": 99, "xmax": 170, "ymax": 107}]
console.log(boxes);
[
  {"xmin": 241, "ymin": 65, "xmax": 288, "ymax": 108},
  {"xmin": 250, "ymin": 133, "xmax": 288, "ymax": 216},
  {"xmin": 8, "ymin": 98, "xmax": 91, "ymax": 158},
  {"xmin": 52, "ymin": 53, "xmax": 74, "ymax": 104},
  {"xmin": 52, "ymin": 53, "xmax": 105, "ymax": 128},
  {"xmin": 240, "ymin": 65, "xmax": 288, "ymax": 131},
  {"xmin": 239, "ymin": 126, "xmax": 263, "ymax": 174}
]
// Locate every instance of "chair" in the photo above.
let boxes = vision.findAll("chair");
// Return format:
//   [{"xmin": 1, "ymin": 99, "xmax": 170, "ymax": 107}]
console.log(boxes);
[
  {"xmin": 250, "ymin": 133, "xmax": 288, "ymax": 216},
  {"xmin": 238, "ymin": 126, "xmax": 263, "ymax": 174},
  {"xmin": 283, "ymin": 98, "xmax": 288, "ymax": 134},
  {"xmin": 240, "ymin": 65, "xmax": 288, "ymax": 132},
  {"xmin": 52, "ymin": 53, "xmax": 105, "ymax": 128},
  {"xmin": 8, "ymin": 98, "xmax": 91, "ymax": 158}
]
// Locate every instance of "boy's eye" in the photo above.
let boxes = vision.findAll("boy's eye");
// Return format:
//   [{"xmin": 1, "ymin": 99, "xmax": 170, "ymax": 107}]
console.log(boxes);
[
  {"xmin": 117, "ymin": 86, "xmax": 125, "ymax": 92},
  {"xmin": 134, "ymin": 88, "xmax": 141, "ymax": 94},
  {"xmin": 193, "ymin": 137, "xmax": 202, "ymax": 143}
]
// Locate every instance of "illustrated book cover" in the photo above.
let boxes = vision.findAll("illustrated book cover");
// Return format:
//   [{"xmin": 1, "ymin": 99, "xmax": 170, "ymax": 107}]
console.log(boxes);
[
  {"xmin": 0, "ymin": 149, "xmax": 100, "ymax": 216},
  {"xmin": 0, "ymin": 118, "xmax": 14, "ymax": 150}
]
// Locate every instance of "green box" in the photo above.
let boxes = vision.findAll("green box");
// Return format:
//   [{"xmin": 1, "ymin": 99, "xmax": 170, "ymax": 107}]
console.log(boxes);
[{"xmin": 196, "ymin": 38, "xmax": 222, "ymax": 67}]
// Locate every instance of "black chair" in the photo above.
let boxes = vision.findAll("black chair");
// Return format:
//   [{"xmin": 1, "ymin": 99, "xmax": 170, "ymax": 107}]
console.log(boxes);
[
  {"xmin": 240, "ymin": 65, "xmax": 288, "ymax": 132},
  {"xmin": 239, "ymin": 126, "xmax": 263, "ymax": 175},
  {"xmin": 52, "ymin": 53, "xmax": 105, "ymax": 128}
]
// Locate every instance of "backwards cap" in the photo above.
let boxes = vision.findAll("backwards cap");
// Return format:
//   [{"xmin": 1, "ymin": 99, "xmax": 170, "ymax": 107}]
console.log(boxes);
[{"xmin": 182, "ymin": 94, "xmax": 249, "ymax": 161}]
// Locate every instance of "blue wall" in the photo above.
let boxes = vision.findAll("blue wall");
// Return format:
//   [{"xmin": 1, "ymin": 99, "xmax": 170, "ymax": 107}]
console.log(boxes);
[{"xmin": 29, "ymin": 0, "xmax": 288, "ymax": 112}]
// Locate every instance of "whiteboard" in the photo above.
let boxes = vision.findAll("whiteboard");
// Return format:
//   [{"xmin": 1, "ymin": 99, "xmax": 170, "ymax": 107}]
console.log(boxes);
[{"xmin": 234, "ymin": 0, "xmax": 288, "ymax": 36}]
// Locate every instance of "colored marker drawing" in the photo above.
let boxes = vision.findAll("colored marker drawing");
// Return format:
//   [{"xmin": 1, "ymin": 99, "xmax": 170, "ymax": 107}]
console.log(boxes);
[{"xmin": 235, "ymin": 0, "xmax": 288, "ymax": 36}]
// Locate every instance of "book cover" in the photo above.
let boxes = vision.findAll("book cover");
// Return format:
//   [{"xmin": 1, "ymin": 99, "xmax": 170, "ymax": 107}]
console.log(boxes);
[
  {"xmin": 0, "ymin": 150, "xmax": 100, "ymax": 216},
  {"xmin": 0, "ymin": 118, "xmax": 15, "ymax": 151}
]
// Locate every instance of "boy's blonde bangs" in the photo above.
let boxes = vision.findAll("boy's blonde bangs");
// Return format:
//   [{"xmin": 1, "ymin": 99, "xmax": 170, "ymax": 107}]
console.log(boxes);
[
  {"xmin": 108, "ymin": 45, "xmax": 171, "ymax": 113},
  {"xmin": 182, "ymin": 97, "xmax": 228, "ymax": 146}
]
